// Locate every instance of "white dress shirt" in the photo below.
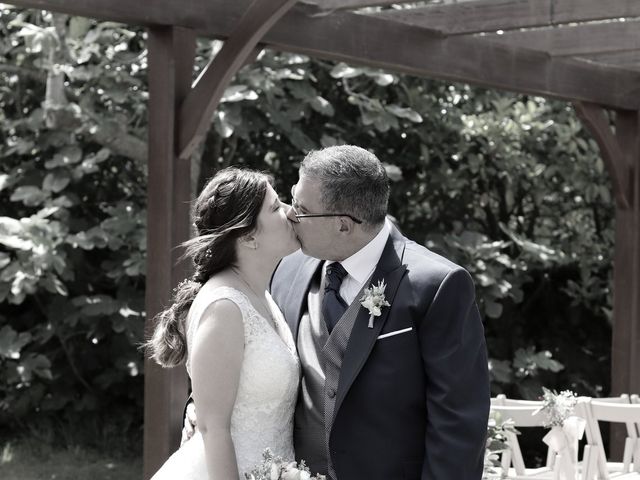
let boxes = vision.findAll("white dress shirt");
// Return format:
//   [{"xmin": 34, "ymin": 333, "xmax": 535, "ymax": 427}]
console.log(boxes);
[{"xmin": 323, "ymin": 220, "xmax": 391, "ymax": 305}]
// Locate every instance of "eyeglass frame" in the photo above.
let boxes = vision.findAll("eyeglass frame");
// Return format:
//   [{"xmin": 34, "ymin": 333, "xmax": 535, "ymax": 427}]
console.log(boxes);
[{"xmin": 290, "ymin": 184, "xmax": 363, "ymax": 224}]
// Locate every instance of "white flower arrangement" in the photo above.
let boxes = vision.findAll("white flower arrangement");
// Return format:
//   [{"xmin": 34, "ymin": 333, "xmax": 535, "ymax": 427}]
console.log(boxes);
[
  {"xmin": 534, "ymin": 388, "xmax": 584, "ymax": 479},
  {"xmin": 534, "ymin": 387, "xmax": 578, "ymax": 428},
  {"xmin": 245, "ymin": 449, "xmax": 326, "ymax": 480},
  {"xmin": 360, "ymin": 280, "xmax": 391, "ymax": 328}
]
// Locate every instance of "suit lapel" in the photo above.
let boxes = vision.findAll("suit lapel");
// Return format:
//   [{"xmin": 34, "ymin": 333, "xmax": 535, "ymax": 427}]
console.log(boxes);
[
  {"xmin": 332, "ymin": 226, "xmax": 408, "ymax": 420},
  {"xmin": 284, "ymin": 255, "xmax": 322, "ymax": 340}
]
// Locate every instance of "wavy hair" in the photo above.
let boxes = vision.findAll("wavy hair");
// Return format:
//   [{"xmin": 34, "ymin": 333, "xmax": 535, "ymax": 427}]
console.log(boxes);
[{"xmin": 145, "ymin": 167, "xmax": 272, "ymax": 367}]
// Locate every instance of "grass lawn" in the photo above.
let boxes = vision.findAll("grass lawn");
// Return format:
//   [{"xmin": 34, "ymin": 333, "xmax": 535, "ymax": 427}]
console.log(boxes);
[{"xmin": 0, "ymin": 437, "xmax": 142, "ymax": 480}]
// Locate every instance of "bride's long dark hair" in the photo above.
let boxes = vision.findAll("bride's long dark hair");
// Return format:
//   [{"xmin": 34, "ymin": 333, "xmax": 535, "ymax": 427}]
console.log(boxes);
[{"xmin": 145, "ymin": 167, "xmax": 271, "ymax": 367}]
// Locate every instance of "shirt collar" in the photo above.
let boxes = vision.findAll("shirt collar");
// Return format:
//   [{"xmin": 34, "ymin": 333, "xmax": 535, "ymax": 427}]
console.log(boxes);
[{"xmin": 339, "ymin": 220, "xmax": 391, "ymax": 285}]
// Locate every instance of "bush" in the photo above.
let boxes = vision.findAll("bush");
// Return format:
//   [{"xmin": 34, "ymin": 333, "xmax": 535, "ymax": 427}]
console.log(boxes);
[{"xmin": 0, "ymin": 8, "xmax": 614, "ymax": 449}]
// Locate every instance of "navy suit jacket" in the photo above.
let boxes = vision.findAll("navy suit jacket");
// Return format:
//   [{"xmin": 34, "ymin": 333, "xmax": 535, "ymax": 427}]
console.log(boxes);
[{"xmin": 270, "ymin": 225, "xmax": 490, "ymax": 480}]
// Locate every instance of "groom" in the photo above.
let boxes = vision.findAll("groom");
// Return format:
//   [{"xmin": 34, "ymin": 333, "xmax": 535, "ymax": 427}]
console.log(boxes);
[{"xmin": 270, "ymin": 145, "xmax": 490, "ymax": 479}]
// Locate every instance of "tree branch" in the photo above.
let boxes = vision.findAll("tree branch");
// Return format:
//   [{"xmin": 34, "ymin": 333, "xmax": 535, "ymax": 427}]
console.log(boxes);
[{"xmin": 44, "ymin": 13, "xmax": 69, "ymax": 128}]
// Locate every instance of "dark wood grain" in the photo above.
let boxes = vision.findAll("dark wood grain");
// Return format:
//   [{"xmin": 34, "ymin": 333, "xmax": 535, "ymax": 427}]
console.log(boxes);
[
  {"xmin": 144, "ymin": 26, "xmax": 194, "ymax": 480},
  {"xmin": 374, "ymin": 0, "xmax": 640, "ymax": 35},
  {"xmin": 5, "ymin": 0, "xmax": 640, "ymax": 108}
]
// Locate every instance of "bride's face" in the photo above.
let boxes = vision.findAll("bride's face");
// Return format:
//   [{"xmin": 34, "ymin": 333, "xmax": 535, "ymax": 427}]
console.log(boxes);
[{"xmin": 253, "ymin": 184, "xmax": 300, "ymax": 259}]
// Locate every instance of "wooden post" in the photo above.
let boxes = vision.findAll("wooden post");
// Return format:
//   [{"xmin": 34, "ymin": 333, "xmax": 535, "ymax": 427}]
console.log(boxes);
[
  {"xmin": 143, "ymin": 26, "xmax": 196, "ymax": 479},
  {"xmin": 575, "ymin": 103, "xmax": 640, "ymax": 458},
  {"xmin": 616, "ymin": 111, "xmax": 640, "ymax": 397},
  {"xmin": 142, "ymin": 2, "xmax": 298, "ymax": 473},
  {"xmin": 613, "ymin": 110, "xmax": 640, "ymax": 457}
]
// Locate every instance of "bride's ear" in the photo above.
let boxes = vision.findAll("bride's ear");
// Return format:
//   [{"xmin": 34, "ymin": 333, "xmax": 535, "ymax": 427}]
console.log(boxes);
[{"xmin": 238, "ymin": 234, "xmax": 258, "ymax": 250}]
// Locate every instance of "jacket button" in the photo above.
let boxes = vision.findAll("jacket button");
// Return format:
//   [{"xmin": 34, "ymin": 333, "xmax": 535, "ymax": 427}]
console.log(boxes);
[{"xmin": 328, "ymin": 388, "xmax": 336, "ymax": 398}]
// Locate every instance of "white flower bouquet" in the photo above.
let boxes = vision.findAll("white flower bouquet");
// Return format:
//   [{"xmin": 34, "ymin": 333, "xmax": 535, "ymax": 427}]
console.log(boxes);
[
  {"xmin": 534, "ymin": 387, "xmax": 578, "ymax": 428},
  {"xmin": 245, "ymin": 449, "xmax": 326, "ymax": 480},
  {"xmin": 534, "ymin": 388, "xmax": 584, "ymax": 480}
]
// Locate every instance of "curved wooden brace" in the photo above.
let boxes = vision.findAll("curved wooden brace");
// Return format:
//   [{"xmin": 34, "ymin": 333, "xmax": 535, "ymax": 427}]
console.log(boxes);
[
  {"xmin": 177, "ymin": 0, "xmax": 299, "ymax": 160},
  {"xmin": 574, "ymin": 101, "xmax": 631, "ymax": 210}
]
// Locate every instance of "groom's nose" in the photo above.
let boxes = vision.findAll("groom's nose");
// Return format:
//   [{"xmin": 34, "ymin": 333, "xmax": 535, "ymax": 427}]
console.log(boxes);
[{"xmin": 285, "ymin": 205, "xmax": 299, "ymax": 223}]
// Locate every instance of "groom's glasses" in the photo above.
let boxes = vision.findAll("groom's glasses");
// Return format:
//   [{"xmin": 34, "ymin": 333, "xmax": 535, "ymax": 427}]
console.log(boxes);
[{"xmin": 290, "ymin": 184, "xmax": 363, "ymax": 224}]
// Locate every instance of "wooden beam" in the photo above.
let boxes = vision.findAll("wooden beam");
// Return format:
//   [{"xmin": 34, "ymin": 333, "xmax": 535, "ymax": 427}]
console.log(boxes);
[
  {"xmin": 143, "ymin": 26, "xmax": 194, "ymax": 479},
  {"xmin": 374, "ymin": 0, "xmax": 640, "ymax": 35},
  {"xmin": 552, "ymin": 0, "xmax": 640, "ymax": 24},
  {"xmin": 489, "ymin": 19, "xmax": 640, "ymax": 57},
  {"xmin": 302, "ymin": 0, "xmax": 428, "ymax": 11},
  {"xmin": 256, "ymin": 5, "xmax": 640, "ymax": 110},
  {"xmin": 375, "ymin": 0, "xmax": 551, "ymax": 35},
  {"xmin": 3, "ymin": 0, "xmax": 202, "ymax": 26},
  {"xmin": 573, "ymin": 102, "xmax": 630, "ymax": 209},
  {"xmin": 5, "ymin": 0, "xmax": 640, "ymax": 109},
  {"xmin": 178, "ymin": 0, "xmax": 298, "ymax": 160},
  {"xmin": 578, "ymin": 50, "xmax": 640, "ymax": 72}
]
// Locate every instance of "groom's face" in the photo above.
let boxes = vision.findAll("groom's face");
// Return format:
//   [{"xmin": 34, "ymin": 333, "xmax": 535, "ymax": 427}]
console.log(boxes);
[{"xmin": 287, "ymin": 175, "xmax": 342, "ymax": 261}]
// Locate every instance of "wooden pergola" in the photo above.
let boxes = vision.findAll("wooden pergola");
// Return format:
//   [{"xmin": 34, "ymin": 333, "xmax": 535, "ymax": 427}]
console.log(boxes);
[{"xmin": 6, "ymin": 0, "xmax": 640, "ymax": 477}]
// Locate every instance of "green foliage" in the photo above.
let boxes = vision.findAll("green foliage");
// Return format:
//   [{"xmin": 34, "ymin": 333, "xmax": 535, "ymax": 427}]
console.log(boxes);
[
  {"xmin": 0, "ymin": 7, "xmax": 614, "ymax": 445},
  {"xmin": 0, "ymin": 8, "xmax": 146, "ymax": 441},
  {"xmin": 484, "ymin": 411, "xmax": 518, "ymax": 479},
  {"xmin": 206, "ymin": 52, "xmax": 612, "ymax": 400}
]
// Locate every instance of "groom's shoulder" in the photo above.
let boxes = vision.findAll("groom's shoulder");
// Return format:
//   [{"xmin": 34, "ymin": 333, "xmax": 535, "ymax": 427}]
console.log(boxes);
[
  {"xmin": 400, "ymin": 235, "xmax": 470, "ymax": 284},
  {"xmin": 271, "ymin": 249, "xmax": 313, "ymax": 286},
  {"xmin": 276, "ymin": 248, "xmax": 311, "ymax": 272},
  {"xmin": 398, "ymin": 237, "xmax": 476, "ymax": 305}
]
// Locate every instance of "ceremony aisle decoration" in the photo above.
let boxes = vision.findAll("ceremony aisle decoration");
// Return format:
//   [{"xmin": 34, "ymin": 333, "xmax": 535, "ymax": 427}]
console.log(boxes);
[
  {"xmin": 245, "ymin": 449, "xmax": 326, "ymax": 480},
  {"xmin": 535, "ymin": 388, "xmax": 585, "ymax": 480}
]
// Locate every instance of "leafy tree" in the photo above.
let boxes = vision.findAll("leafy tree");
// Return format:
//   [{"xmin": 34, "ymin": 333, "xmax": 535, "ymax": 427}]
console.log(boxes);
[
  {"xmin": 0, "ymin": 8, "xmax": 614, "ymax": 451},
  {"xmin": 0, "ymin": 8, "xmax": 147, "ymax": 446}
]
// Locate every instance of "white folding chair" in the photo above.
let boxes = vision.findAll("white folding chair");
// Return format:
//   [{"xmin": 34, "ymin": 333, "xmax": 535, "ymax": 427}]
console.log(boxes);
[
  {"xmin": 578, "ymin": 395, "xmax": 635, "ymax": 479},
  {"xmin": 580, "ymin": 398, "xmax": 640, "ymax": 480},
  {"xmin": 492, "ymin": 395, "xmax": 558, "ymax": 470},
  {"xmin": 492, "ymin": 394, "xmax": 547, "ymax": 407},
  {"xmin": 490, "ymin": 403, "xmax": 556, "ymax": 478}
]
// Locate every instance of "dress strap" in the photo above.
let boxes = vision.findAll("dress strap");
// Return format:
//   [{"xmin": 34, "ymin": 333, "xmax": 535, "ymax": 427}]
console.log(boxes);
[{"xmin": 185, "ymin": 286, "xmax": 251, "ymax": 376}]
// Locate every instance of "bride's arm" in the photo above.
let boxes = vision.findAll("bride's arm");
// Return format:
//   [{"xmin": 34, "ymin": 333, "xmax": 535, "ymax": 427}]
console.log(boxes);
[{"xmin": 190, "ymin": 299, "xmax": 244, "ymax": 480}]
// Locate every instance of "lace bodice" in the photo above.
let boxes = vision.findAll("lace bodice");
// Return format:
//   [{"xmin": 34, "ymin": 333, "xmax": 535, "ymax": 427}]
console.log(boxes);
[{"xmin": 185, "ymin": 285, "xmax": 300, "ymax": 477}]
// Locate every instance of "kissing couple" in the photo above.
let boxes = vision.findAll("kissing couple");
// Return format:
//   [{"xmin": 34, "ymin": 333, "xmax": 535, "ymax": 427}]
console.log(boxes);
[{"xmin": 147, "ymin": 145, "xmax": 490, "ymax": 480}]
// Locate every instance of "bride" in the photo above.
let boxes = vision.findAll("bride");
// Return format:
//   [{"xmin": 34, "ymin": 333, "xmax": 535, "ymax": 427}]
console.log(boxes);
[{"xmin": 146, "ymin": 167, "xmax": 301, "ymax": 479}]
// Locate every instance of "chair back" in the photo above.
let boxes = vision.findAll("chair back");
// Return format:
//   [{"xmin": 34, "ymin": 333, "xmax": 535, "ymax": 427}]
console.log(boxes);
[
  {"xmin": 491, "ymin": 403, "xmax": 549, "ymax": 475},
  {"xmin": 492, "ymin": 394, "xmax": 545, "ymax": 407},
  {"xmin": 580, "ymin": 396, "xmax": 640, "ymax": 479}
]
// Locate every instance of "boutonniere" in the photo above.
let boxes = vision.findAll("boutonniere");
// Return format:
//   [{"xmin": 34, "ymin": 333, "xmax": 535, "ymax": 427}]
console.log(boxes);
[{"xmin": 360, "ymin": 280, "xmax": 391, "ymax": 328}]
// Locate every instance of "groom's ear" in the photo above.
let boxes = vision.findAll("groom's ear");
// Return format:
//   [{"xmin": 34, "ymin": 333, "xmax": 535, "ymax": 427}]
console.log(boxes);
[{"xmin": 338, "ymin": 216, "xmax": 353, "ymax": 234}]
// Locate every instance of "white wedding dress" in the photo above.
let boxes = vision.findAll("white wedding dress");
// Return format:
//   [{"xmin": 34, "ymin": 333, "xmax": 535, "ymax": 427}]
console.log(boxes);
[{"xmin": 152, "ymin": 285, "xmax": 300, "ymax": 479}]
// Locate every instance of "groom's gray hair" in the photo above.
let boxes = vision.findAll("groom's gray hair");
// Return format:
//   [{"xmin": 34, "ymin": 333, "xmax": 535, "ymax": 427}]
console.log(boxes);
[{"xmin": 300, "ymin": 145, "xmax": 389, "ymax": 228}]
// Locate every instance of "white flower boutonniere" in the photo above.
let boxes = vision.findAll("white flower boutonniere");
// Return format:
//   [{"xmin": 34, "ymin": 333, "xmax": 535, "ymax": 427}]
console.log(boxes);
[{"xmin": 360, "ymin": 280, "xmax": 391, "ymax": 328}]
